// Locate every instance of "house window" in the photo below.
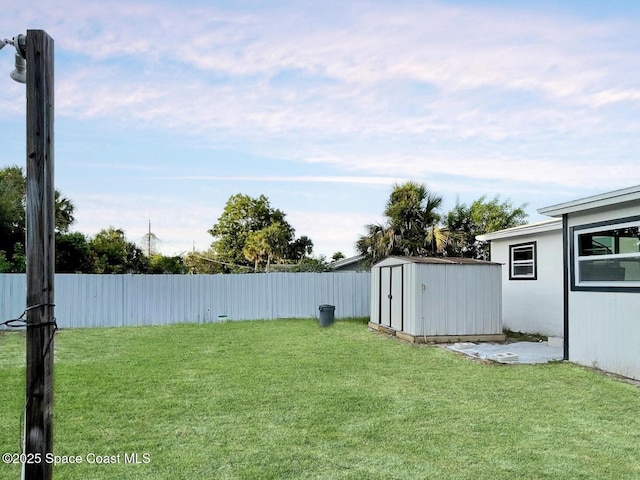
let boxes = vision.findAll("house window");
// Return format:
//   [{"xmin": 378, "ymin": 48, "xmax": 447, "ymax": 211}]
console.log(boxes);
[
  {"xmin": 573, "ymin": 218, "xmax": 640, "ymax": 289},
  {"xmin": 509, "ymin": 242, "xmax": 536, "ymax": 280}
]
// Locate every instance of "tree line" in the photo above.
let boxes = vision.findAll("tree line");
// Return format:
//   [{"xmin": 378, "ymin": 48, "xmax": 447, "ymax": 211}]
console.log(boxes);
[
  {"xmin": 0, "ymin": 166, "xmax": 334, "ymax": 274},
  {"xmin": 1, "ymin": 166, "xmax": 526, "ymax": 274},
  {"xmin": 355, "ymin": 181, "xmax": 527, "ymax": 266}
]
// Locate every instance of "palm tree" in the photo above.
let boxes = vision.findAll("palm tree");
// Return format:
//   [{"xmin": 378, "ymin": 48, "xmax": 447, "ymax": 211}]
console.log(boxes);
[
  {"xmin": 289, "ymin": 235, "xmax": 314, "ymax": 262},
  {"xmin": 384, "ymin": 181, "xmax": 443, "ymax": 255},
  {"xmin": 356, "ymin": 182, "xmax": 446, "ymax": 266},
  {"xmin": 262, "ymin": 222, "xmax": 291, "ymax": 271},
  {"xmin": 243, "ymin": 230, "xmax": 269, "ymax": 272},
  {"xmin": 356, "ymin": 223, "xmax": 397, "ymax": 267},
  {"xmin": 54, "ymin": 191, "xmax": 75, "ymax": 233}
]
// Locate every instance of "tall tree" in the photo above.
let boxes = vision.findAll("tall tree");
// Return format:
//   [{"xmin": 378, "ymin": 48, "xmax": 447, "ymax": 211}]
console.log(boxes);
[
  {"xmin": 90, "ymin": 227, "xmax": 148, "ymax": 274},
  {"xmin": 331, "ymin": 252, "xmax": 345, "ymax": 262},
  {"xmin": 209, "ymin": 193, "xmax": 301, "ymax": 272},
  {"xmin": 148, "ymin": 254, "xmax": 187, "ymax": 274},
  {"xmin": 356, "ymin": 182, "xmax": 444, "ymax": 266},
  {"xmin": 243, "ymin": 229, "xmax": 269, "ymax": 272},
  {"xmin": 0, "ymin": 251, "xmax": 11, "ymax": 273},
  {"xmin": 289, "ymin": 235, "xmax": 314, "ymax": 262},
  {"xmin": 0, "ymin": 165, "xmax": 76, "ymax": 270},
  {"xmin": 242, "ymin": 222, "xmax": 293, "ymax": 272},
  {"xmin": 262, "ymin": 222, "xmax": 292, "ymax": 271},
  {"xmin": 54, "ymin": 190, "xmax": 75, "ymax": 233},
  {"xmin": 183, "ymin": 249, "xmax": 226, "ymax": 274},
  {"xmin": 356, "ymin": 223, "xmax": 396, "ymax": 267},
  {"xmin": 291, "ymin": 255, "xmax": 332, "ymax": 272},
  {"xmin": 56, "ymin": 232, "xmax": 95, "ymax": 273},
  {"xmin": 445, "ymin": 195, "xmax": 528, "ymax": 259},
  {"xmin": 0, "ymin": 166, "xmax": 27, "ymax": 266},
  {"xmin": 384, "ymin": 181, "xmax": 444, "ymax": 256}
]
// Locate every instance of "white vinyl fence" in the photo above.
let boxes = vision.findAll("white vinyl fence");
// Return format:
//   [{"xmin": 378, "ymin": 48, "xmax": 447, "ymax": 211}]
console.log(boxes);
[{"xmin": 0, "ymin": 272, "xmax": 370, "ymax": 329}]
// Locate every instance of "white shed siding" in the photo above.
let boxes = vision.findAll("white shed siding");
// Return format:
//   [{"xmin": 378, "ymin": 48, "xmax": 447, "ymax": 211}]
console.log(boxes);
[
  {"xmin": 490, "ymin": 229, "xmax": 563, "ymax": 337},
  {"xmin": 0, "ymin": 272, "xmax": 370, "ymax": 329},
  {"xmin": 414, "ymin": 264, "xmax": 501, "ymax": 336},
  {"xmin": 405, "ymin": 262, "xmax": 421, "ymax": 333},
  {"xmin": 403, "ymin": 262, "xmax": 418, "ymax": 334},
  {"xmin": 456, "ymin": 264, "xmax": 499, "ymax": 335},
  {"xmin": 370, "ymin": 266, "xmax": 381, "ymax": 325},
  {"xmin": 371, "ymin": 257, "xmax": 502, "ymax": 337}
]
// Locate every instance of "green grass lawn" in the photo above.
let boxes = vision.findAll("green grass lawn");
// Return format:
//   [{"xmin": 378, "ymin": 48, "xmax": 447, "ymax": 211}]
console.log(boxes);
[{"xmin": 1, "ymin": 318, "xmax": 639, "ymax": 479}]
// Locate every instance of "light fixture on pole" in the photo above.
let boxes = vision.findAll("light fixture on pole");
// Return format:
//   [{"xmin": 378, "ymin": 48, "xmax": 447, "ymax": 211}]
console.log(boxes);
[
  {"xmin": 10, "ymin": 53, "xmax": 26, "ymax": 83},
  {"xmin": 1, "ymin": 34, "xmax": 27, "ymax": 84}
]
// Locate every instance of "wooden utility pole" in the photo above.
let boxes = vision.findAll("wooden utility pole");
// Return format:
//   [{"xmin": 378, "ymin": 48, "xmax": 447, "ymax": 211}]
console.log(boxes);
[{"xmin": 25, "ymin": 29, "xmax": 55, "ymax": 480}]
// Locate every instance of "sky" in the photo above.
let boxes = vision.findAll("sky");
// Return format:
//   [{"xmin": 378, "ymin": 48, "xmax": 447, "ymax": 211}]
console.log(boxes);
[{"xmin": 1, "ymin": 0, "xmax": 639, "ymax": 259}]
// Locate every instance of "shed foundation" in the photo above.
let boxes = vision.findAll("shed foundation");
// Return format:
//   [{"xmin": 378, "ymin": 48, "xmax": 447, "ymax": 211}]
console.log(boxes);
[{"xmin": 369, "ymin": 322, "xmax": 506, "ymax": 343}]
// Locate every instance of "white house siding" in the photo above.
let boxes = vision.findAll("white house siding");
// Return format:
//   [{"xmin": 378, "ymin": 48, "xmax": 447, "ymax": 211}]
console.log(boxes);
[
  {"xmin": 566, "ymin": 203, "xmax": 639, "ymax": 230},
  {"xmin": 570, "ymin": 291, "xmax": 640, "ymax": 380},
  {"xmin": 567, "ymin": 205, "xmax": 640, "ymax": 380},
  {"xmin": 0, "ymin": 272, "xmax": 370, "ymax": 329},
  {"xmin": 490, "ymin": 229, "xmax": 564, "ymax": 337}
]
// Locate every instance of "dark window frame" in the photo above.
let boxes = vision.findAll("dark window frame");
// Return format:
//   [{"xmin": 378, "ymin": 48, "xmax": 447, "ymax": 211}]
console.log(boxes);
[
  {"xmin": 571, "ymin": 215, "xmax": 640, "ymax": 292},
  {"xmin": 509, "ymin": 241, "xmax": 537, "ymax": 280}
]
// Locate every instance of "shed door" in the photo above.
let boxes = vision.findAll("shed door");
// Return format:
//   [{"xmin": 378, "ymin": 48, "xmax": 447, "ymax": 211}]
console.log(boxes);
[{"xmin": 380, "ymin": 265, "xmax": 403, "ymax": 330}]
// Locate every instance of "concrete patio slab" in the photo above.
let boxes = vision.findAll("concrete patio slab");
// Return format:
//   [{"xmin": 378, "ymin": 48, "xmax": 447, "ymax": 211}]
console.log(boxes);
[{"xmin": 444, "ymin": 341, "xmax": 563, "ymax": 364}]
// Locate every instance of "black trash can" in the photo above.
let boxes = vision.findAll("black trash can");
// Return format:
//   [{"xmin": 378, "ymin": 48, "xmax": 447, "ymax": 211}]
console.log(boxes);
[{"xmin": 318, "ymin": 304, "xmax": 335, "ymax": 327}]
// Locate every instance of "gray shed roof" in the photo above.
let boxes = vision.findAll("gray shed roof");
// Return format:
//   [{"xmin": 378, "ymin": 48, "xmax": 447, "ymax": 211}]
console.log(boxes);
[{"xmin": 375, "ymin": 256, "xmax": 501, "ymax": 266}]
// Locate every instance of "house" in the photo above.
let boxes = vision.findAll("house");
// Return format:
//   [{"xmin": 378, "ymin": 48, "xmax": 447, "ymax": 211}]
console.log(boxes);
[
  {"xmin": 330, "ymin": 254, "xmax": 368, "ymax": 272},
  {"xmin": 368, "ymin": 256, "xmax": 504, "ymax": 343},
  {"xmin": 476, "ymin": 218, "xmax": 563, "ymax": 338},
  {"xmin": 478, "ymin": 185, "xmax": 640, "ymax": 380}
]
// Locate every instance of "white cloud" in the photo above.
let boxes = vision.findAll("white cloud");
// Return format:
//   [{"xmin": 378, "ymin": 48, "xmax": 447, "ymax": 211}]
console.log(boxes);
[
  {"xmin": 14, "ymin": 0, "xmax": 638, "ymax": 141},
  {"xmin": 297, "ymin": 148, "xmax": 640, "ymax": 191},
  {"xmin": 163, "ymin": 175, "xmax": 408, "ymax": 185},
  {"xmin": 588, "ymin": 88, "xmax": 640, "ymax": 107},
  {"xmin": 2, "ymin": 0, "xmax": 640, "ymax": 257}
]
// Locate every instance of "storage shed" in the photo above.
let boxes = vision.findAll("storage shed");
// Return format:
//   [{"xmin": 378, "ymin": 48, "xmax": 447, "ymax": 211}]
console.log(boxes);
[{"xmin": 368, "ymin": 256, "xmax": 505, "ymax": 343}]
